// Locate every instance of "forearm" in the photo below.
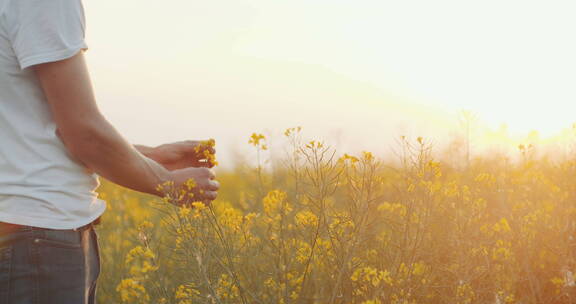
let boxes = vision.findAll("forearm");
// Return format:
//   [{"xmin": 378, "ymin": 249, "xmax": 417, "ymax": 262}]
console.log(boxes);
[{"xmin": 66, "ymin": 117, "xmax": 170, "ymax": 197}]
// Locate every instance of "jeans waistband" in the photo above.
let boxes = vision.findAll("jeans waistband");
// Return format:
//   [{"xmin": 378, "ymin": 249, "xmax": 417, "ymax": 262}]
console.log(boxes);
[{"xmin": 0, "ymin": 216, "xmax": 101, "ymax": 234}]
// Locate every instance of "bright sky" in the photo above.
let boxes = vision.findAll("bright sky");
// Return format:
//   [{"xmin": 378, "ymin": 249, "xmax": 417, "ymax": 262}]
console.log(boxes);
[{"xmin": 83, "ymin": 0, "xmax": 576, "ymax": 168}]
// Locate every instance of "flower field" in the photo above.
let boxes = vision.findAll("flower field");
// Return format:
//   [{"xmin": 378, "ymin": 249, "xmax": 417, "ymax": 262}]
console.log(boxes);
[{"xmin": 94, "ymin": 129, "xmax": 576, "ymax": 303}]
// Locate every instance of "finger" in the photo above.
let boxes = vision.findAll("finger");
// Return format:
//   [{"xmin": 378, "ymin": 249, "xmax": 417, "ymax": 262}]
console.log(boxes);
[
  {"xmin": 204, "ymin": 168, "xmax": 216, "ymax": 180},
  {"xmin": 207, "ymin": 180, "xmax": 220, "ymax": 191},
  {"xmin": 203, "ymin": 191, "xmax": 217, "ymax": 201},
  {"xmin": 197, "ymin": 179, "xmax": 218, "ymax": 191}
]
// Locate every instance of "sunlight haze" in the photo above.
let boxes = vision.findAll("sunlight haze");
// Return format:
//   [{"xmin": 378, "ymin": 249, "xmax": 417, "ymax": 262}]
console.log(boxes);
[{"xmin": 83, "ymin": 0, "xmax": 576, "ymax": 167}]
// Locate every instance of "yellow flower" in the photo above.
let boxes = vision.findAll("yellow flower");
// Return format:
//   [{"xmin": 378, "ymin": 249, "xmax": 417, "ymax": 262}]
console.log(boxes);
[
  {"xmin": 362, "ymin": 151, "xmax": 374, "ymax": 161},
  {"xmin": 191, "ymin": 201, "xmax": 207, "ymax": 212},
  {"xmin": 175, "ymin": 283, "xmax": 200, "ymax": 303},
  {"xmin": 248, "ymin": 133, "xmax": 266, "ymax": 147},
  {"xmin": 178, "ymin": 205, "xmax": 191, "ymax": 217},
  {"xmin": 295, "ymin": 210, "xmax": 318, "ymax": 227},
  {"xmin": 412, "ymin": 261, "xmax": 426, "ymax": 276},
  {"xmin": 493, "ymin": 218, "xmax": 512, "ymax": 233},
  {"xmin": 137, "ymin": 220, "xmax": 154, "ymax": 231},
  {"xmin": 116, "ymin": 279, "xmax": 150, "ymax": 303},
  {"xmin": 338, "ymin": 153, "xmax": 359, "ymax": 164},
  {"xmin": 263, "ymin": 189, "xmax": 289, "ymax": 216},
  {"xmin": 184, "ymin": 178, "xmax": 196, "ymax": 191}
]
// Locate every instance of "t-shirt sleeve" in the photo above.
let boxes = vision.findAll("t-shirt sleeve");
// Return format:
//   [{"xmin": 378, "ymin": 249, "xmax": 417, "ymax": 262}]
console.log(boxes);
[{"xmin": 4, "ymin": 0, "xmax": 88, "ymax": 70}]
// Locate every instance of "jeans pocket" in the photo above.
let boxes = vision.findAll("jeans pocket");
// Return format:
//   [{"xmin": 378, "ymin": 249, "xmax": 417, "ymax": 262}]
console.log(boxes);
[
  {"xmin": 34, "ymin": 229, "xmax": 82, "ymax": 249},
  {"xmin": 33, "ymin": 229, "xmax": 86, "ymax": 303},
  {"xmin": 33, "ymin": 229, "xmax": 84, "ymax": 275}
]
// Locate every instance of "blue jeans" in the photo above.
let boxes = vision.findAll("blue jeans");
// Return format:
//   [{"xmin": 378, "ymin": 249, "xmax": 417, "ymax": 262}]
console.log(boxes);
[{"xmin": 0, "ymin": 220, "xmax": 101, "ymax": 304}]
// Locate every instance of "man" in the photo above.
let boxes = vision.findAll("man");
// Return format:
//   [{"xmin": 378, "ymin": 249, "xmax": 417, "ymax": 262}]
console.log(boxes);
[{"xmin": 0, "ymin": 0, "xmax": 220, "ymax": 303}]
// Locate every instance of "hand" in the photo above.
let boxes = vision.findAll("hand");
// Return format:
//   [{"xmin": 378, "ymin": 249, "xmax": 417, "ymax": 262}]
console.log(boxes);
[
  {"xmin": 160, "ymin": 167, "xmax": 220, "ymax": 206},
  {"xmin": 152, "ymin": 140, "xmax": 216, "ymax": 171}
]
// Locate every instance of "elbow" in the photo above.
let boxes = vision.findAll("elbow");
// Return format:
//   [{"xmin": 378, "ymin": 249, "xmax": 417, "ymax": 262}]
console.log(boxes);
[{"xmin": 57, "ymin": 117, "xmax": 109, "ymax": 165}]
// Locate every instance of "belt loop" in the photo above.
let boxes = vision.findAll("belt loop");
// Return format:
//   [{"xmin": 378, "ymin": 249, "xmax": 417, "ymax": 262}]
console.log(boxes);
[
  {"xmin": 67, "ymin": 216, "xmax": 102, "ymax": 231},
  {"xmin": 73, "ymin": 222, "xmax": 92, "ymax": 232}
]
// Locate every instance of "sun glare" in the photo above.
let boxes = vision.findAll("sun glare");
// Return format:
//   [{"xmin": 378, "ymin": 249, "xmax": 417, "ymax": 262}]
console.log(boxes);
[{"xmin": 85, "ymin": 0, "xmax": 576, "ymax": 164}]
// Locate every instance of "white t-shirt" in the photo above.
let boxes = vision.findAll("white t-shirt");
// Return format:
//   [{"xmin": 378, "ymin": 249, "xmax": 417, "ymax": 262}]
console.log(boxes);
[{"xmin": 0, "ymin": 0, "xmax": 106, "ymax": 229}]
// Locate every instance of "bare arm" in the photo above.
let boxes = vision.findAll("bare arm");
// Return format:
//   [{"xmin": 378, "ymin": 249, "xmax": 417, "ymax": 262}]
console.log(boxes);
[{"xmin": 34, "ymin": 52, "xmax": 218, "ymax": 200}]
